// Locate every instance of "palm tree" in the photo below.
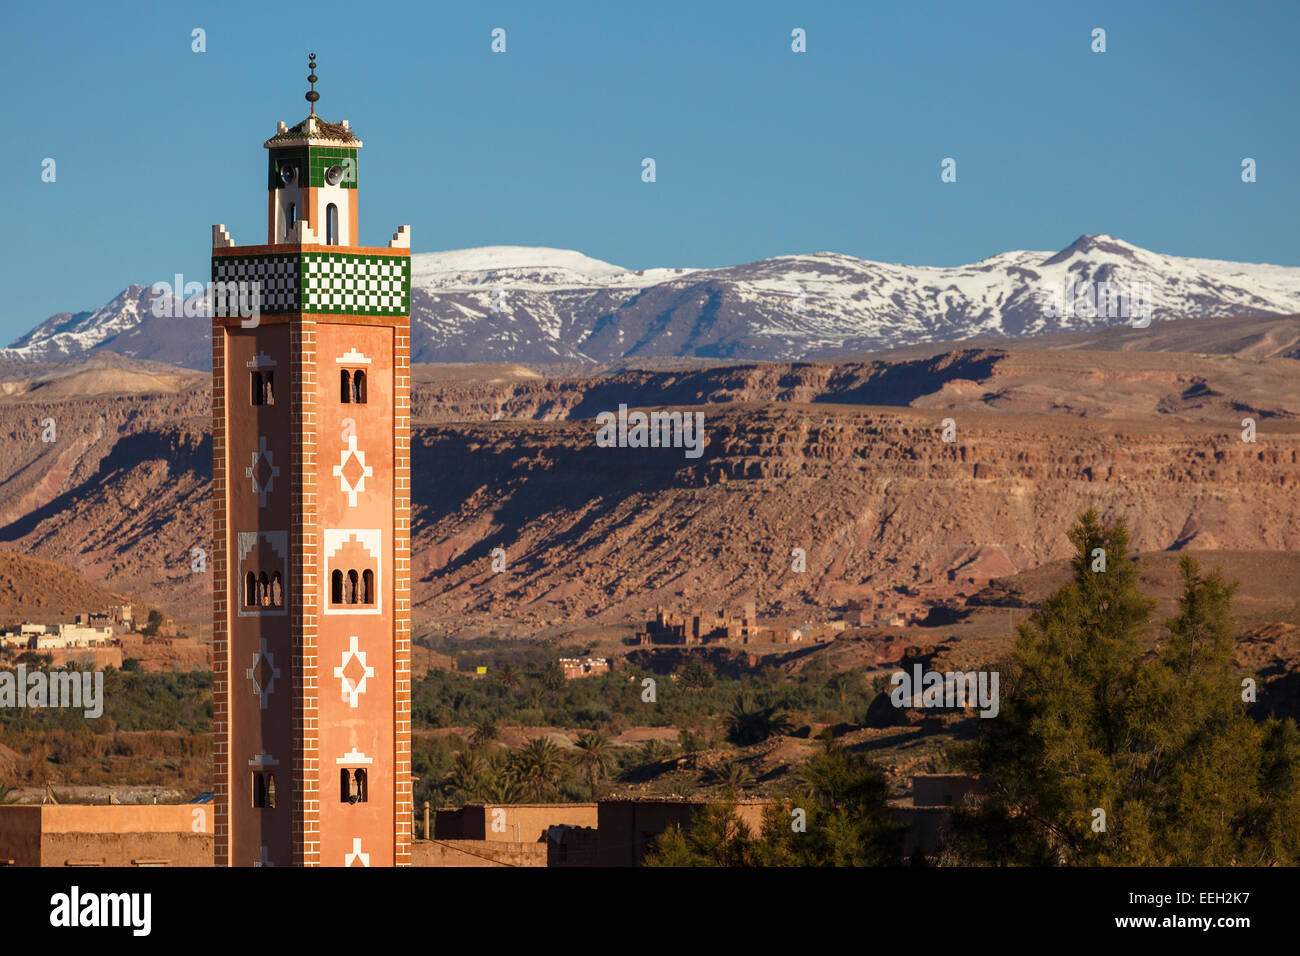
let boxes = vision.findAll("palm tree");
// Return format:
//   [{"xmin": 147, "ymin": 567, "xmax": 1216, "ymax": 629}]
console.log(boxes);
[
  {"xmin": 638, "ymin": 739, "xmax": 676, "ymax": 764},
  {"xmin": 496, "ymin": 663, "xmax": 521, "ymax": 692},
  {"xmin": 679, "ymin": 660, "xmax": 715, "ymax": 690},
  {"xmin": 575, "ymin": 732, "xmax": 613, "ymax": 799},
  {"xmin": 472, "ymin": 715, "xmax": 500, "ymax": 747},
  {"xmin": 540, "ymin": 662, "xmax": 565, "ymax": 692},
  {"xmin": 482, "ymin": 768, "xmax": 526, "ymax": 804},
  {"xmin": 444, "ymin": 748, "xmax": 490, "ymax": 802},
  {"xmin": 829, "ymin": 672, "xmax": 860, "ymax": 710},
  {"xmin": 713, "ymin": 760, "xmax": 754, "ymax": 795},
  {"xmin": 725, "ymin": 692, "xmax": 794, "ymax": 746},
  {"xmin": 510, "ymin": 737, "xmax": 565, "ymax": 801}
]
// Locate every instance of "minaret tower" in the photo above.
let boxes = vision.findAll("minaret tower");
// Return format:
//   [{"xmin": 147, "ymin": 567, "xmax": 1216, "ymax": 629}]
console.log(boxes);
[{"xmin": 210, "ymin": 55, "xmax": 412, "ymax": 867}]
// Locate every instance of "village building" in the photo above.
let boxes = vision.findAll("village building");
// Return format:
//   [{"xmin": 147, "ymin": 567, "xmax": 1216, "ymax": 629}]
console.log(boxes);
[
  {"xmin": 558, "ymin": 656, "xmax": 609, "ymax": 679},
  {"xmin": 636, "ymin": 603, "xmax": 764, "ymax": 645}
]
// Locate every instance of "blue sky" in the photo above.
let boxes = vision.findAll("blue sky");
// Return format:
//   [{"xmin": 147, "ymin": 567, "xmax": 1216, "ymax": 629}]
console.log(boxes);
[{"xmin": 1, "ymin": 0, "xmax": 1296, "ymax": 339}]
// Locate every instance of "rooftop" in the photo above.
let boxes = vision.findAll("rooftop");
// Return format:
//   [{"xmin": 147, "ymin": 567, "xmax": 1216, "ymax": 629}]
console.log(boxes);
[{"xmin": 264, "ymin": 115, "xmax": 361, "ymax": 149}]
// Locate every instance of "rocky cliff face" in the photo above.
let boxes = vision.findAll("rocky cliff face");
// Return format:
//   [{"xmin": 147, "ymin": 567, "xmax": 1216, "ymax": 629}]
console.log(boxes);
[
  {"xmin": 0, "ymin": 340, "xmax": 1294, "ymax": 633},
  {"xmin": 409, "ymin": 405, "xmax": 1300, "ymax": 632}
]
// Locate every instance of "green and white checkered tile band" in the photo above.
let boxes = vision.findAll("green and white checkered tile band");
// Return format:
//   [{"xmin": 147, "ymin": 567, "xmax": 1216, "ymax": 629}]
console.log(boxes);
[
  {"xmin": 210, "ymin": 252, "xmax": 410, "ymax": 315},
  {"xmin": 302, "ymin": 254, "xmax": 410, "ymax": 315}
]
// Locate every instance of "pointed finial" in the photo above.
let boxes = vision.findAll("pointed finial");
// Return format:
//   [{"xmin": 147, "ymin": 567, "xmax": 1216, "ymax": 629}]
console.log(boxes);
[{"xmin": 306, "ymin": 53, "xmax": 320, "ymax": 115}]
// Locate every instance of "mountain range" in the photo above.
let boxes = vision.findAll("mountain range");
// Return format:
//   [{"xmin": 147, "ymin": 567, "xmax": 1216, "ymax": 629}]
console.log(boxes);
[{"xmin": 6, "ymin": 235, "xmax": 1300, "ymax": 369}]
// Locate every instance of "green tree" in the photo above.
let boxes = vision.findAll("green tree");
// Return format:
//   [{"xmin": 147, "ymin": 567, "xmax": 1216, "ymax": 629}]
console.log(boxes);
[
  {"xmin": 679, "ymin": 660, "xmax": 715, "ymax": 691},
  {"xmin": 140, "ymin": 610, "xmax": 164, "ymax": 637},
  {"xmin": 1249, "ymin": 720, "xmax": 1300, "ymax": 863},
  {"xmin": 645, "ymin": 802, "xmax": 758, "ymax": 867},
  {"xmin": 575, "ymin": 731, "xmax": 613, "ymax": 799},
  {"xmin": 647, "ymin": 739, "xmax": 904, "ymax": 866},
  {"xmin": 725, "ymin": 693, "xmax": 794, "ymax": 746},
  {"xmin": 540, "ymin": 662, "xmax": 565, "ymax": 692},
  {"xmin": 755, "ymin": 737, "xmax": 906, "ymax": 866},
  {"xmin": 471, "ymin": 715, "xmax": 500, "ymax": 747},
  {"xmin": 510, "ymin": 736, "xmax": 565, "ymax": 801},
  {"xmin": 443, "ymin": 748, "xmax": 491, "ymax": 803},
  {"xmin": 636, "ymin": 739, "xmax": 675, "ymax": 764},
  {"xmin": 713, "ymin": 760, "xmax": 754, "ymax": 795},
  {"xmin": 481, "ymin": 766, "xmax": 526, "ymax": 804},
  {"xmin": 951, "ymin": 512, "xmax": 1300, "ymax": 865}
]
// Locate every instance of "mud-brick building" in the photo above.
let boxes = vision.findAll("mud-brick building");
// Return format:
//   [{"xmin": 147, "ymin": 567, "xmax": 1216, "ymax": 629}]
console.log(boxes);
[{"xmin": 0, "ymin": 805, "xmax": 213, "ymax": 868}]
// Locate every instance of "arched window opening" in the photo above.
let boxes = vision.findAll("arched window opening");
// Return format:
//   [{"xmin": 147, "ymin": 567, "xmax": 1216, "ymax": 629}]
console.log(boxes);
[
  {"xmin": 340, "ymin": 369, "xmax": 352, "ymax": 404},
  {"xmin": 262, "ymin": 372, "xmax": 274, "ymax": 406},
  {"xmin": 331, "ymin": 569, "xmax": 343, "ymax": 605},
  {"xmin": 250, "ymin": 371, "xmax": 263, "ymax": 406},
  {"xmin": 341, "ymin": 768, "xmax": 368, "ymax": 804},
  {"xmin": 271, "ymin": 571, "xmax": 283, "ymax": 607},
  {"xmin": 326, "ymin": 203, "xmax": 338, "ymax": 245},
  {"xmin": 258, "ymin": 572, "xmax": 270, "ymax": 607},
  {"xmin": 362, "ymin": 569, "xmax": 374, "ymax": 605},
  {"xmin": 346, "ymin": 570, "xmax": 359, "ymax": 605},
  {"xmin": 266, "ymin": 774, "xmax": 276, "ymax": 809},
  {"xmin": 245, "ymin": 572, "xmax": 257, "ymax": 607},
  {"xmin": 352, "ymin": 370, "xmax": 367, "ymax": 404}
]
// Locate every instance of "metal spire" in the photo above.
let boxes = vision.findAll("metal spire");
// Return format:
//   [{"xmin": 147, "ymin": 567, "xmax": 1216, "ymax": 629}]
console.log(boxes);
[{"xmin": 306, "ymin": 53, "xmax": 319, "ymax": 115}]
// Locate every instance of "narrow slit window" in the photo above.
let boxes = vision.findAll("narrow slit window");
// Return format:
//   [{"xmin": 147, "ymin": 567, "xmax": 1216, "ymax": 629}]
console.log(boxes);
[
  {"xmin": 326, "ymin": 203, "xmax": 338, "ymax": 245},
  {"xmin": 352, "ymin": 370, "xmax": 367, "ymax": 404},
  {"xmin": 245, "ymin": 572, "xmax": 257, "ymax": 608},
  {"xmin": 362, "ymin": 569, "xmax": 374, "ymax": 605},
  {"xmin": 286, "ymin": 203, "xmax": 296, "ymax": 238},
  {"xmin": 340, "ymin": 369, "xmax": 352, "ymax": 404},
  {"xmin": 251, "ymin": 371, "xmax": 263, "ymax": 406},
  {"xmin": 262, "ymin": 372, "xmax": 274, "ymax": 406},
  {"xmin": 331, "ymin": 569, "xmax": 343, "ymax": 605}
]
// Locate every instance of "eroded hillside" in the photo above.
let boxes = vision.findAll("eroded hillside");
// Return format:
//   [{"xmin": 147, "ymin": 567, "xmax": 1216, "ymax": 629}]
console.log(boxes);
[{"xmin": 0, "ymin": 333, "xmax": 1293, "ymax": 632}]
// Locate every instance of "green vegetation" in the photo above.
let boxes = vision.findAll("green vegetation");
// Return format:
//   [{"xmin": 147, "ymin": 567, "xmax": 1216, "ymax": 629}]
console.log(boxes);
[
  {"xmin": 645, "ymin": 737, "xmax": 907, "ymax": 866},
  {"xmin": 949, "ymin": 510, "xmax": 1300, "ymax": 865},
  {"xmin": 0, "ymin": 667, "xmax": 211, "ymax": 734},
  {"xmin": 575, "ymin": 731, "xmax": 614, "ymax": 799},
  {"xmin": 725, "ymin": 692, "xmax": 795, "ymax": 746},
  {"xmin": 411, "ymin": 646, "xmax": 864, "ymax": 737},
  {"xmin": 0, "ymin": 668, "xmax": 213, "ymax": 791}
]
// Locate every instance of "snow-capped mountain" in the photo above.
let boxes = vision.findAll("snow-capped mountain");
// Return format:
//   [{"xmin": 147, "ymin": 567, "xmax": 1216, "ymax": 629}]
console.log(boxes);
[{"xmin": 6, "ymin": 236, "xmax": 1300, "ymax": 369}]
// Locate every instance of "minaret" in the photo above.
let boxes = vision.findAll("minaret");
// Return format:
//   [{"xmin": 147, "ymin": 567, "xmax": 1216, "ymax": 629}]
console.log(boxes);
[{"xmin": 210, "ymin": 55, "xmax": 413, "ymax": 867}]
